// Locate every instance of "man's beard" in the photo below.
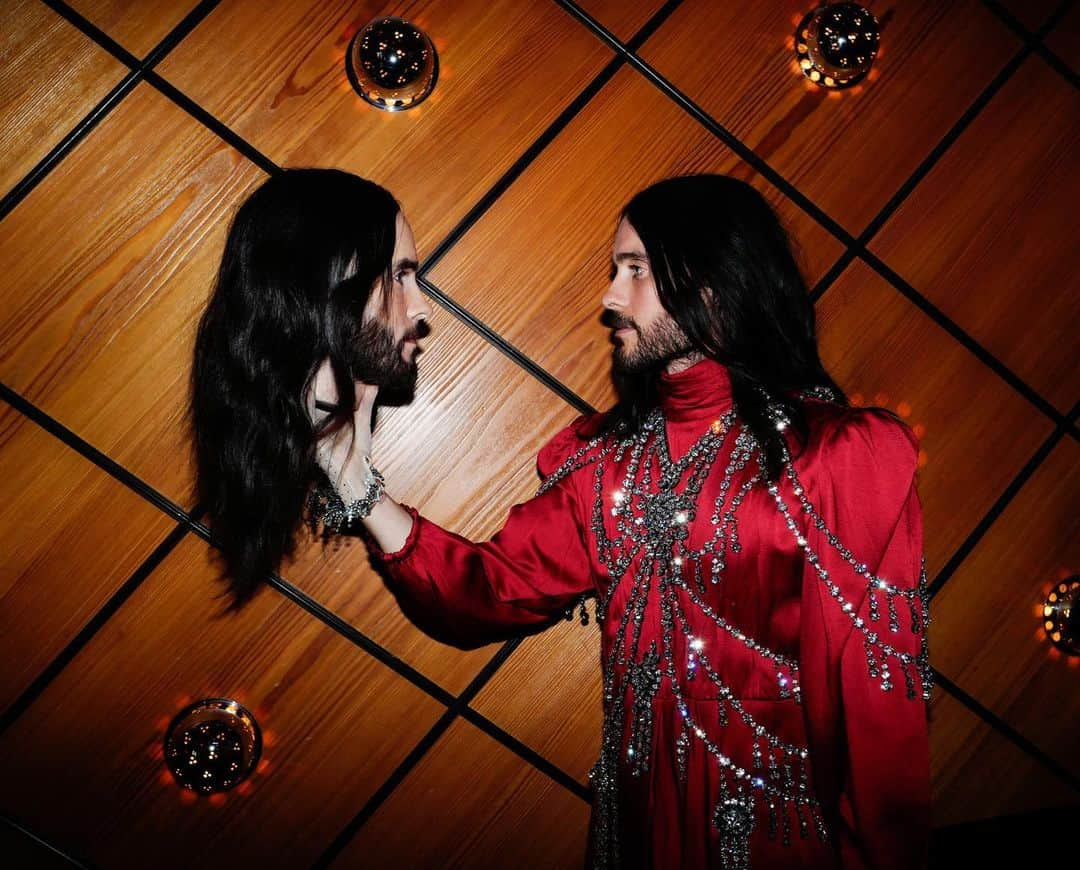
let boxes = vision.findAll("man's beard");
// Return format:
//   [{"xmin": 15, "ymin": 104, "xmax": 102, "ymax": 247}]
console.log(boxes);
[
  {"xmin": 603, "ymin": 310, "xmax": 694, "ymax": 376},
  {"xmin": 350, "ymin": 318, "xmax": 421, "ymax": 405}
]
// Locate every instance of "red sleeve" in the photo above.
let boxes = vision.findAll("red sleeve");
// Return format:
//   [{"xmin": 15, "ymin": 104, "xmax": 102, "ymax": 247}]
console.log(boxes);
[
  {"xmin": 798, "ymin": 407, "xmax": 930, "ymax": 869},
  {"xmin": 370, "ymin": 419, "xmax": 598, "ymax": 649}
]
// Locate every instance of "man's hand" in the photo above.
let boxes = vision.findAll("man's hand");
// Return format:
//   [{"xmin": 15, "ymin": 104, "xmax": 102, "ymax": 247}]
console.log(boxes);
[{"xmin": 304, "ymin": 357, "xmax": 379, "ymax": 502}]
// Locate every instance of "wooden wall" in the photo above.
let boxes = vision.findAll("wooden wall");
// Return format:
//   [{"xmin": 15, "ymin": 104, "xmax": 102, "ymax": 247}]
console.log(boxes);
[{"xmin": 0, "ymin": 0, "xmax": 1076, "ymax": 866}]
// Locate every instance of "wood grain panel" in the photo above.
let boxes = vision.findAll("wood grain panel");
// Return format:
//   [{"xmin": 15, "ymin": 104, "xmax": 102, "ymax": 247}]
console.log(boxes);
[
  {"xmin": 0, "ymin": 0, "xmax": 127, "ymax": 200},
  {"xmin": 472, "ymin": 612, "xmax": 602, "ymax": 784},
  {"xmin": 66, "ymin": 0, "xmax": 199, "ymax": 58},
  {"xmin": 871, "ymin": 58, "xmax": 1078, "ymax": 413},
  {"xmin": 286, "ymin": 309, "xmax": 580, "ymax": 694},
  {"xmin": 638, "ymin": 0, "xmax": 1020, "ymax": 234},
  {"xmin": 815, "ymin": 260, "xmax": 1053, "ymax": 577},
  {"xmin": 157, "ymin": 0, "xmax": 612, "ymax": 250},
  {"xmin": 930, "ymin": 686, "xmax": 1079, "ymax": 826},
  {"xmin": 333, "ymin": 717, "xmax": 591, "ymax": 868},
  {"xmin": 930, "ymin": 438, "xmax": 1079, "ymax": 777},
  {"xmin": 575, "ymin": 0, "xmax": 668, "ymax": 40},
  {"xmin": 0, "ymin": 533, "xmax": 445, "ymax": 869},
  {"xmin": 0, "ymin": 82, "xmax": 266, "ymax": 507},
  {"xmin": 0, "ymin": 405, "xmax": 176, "ymax": 715},
  {"xmin": 428, "ymin": 65, "xmax": 844, "ymax": 412},
  {"xmin": 1045, "ymin": 2, "xmax": 1078, "ymax": 71}
]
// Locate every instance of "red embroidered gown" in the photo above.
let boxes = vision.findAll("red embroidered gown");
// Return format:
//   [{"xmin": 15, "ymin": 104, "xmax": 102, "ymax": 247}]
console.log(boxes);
[{"xmin": 373, "ymin": 358, "xmax": 930, "ymax": 869}]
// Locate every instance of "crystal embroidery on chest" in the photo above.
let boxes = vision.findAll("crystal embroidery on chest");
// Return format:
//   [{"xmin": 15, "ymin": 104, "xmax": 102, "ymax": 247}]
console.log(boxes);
[
  {"xmin": 583, "ymin": 410, "xmax": 823, "ymax": 870},
  {"xmin": 536, "ymin": 396, "xmax": 931, "ymax": 870}
]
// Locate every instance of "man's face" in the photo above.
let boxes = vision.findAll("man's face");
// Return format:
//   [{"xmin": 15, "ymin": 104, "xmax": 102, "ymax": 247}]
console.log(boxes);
[
  {"xmin": 602, "ymin": 217, "xmax": 692, "ymax": 375},
  {"xmin": 355, "ymin": 211, "xmax": 431, "ymax": 400}
]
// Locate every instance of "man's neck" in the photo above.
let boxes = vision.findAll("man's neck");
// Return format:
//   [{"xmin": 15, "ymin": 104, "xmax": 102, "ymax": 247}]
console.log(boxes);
[{"xmin": 665, "ymin": 352, "xmax": 705, "ymax": 375}]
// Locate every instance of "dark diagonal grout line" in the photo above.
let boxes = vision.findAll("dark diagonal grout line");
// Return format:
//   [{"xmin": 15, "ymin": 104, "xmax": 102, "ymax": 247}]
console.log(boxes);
[
  {"xmin": 34, "ymin": 1, "xmax": 279, "ymax": 176},
  {"xmin": 808, "ymin": 248, "xmax": 856, "ymax": 303},
  {"xmin": 420, "ymin": 276, "xmax": 595, "ymax": 416},
  {"xmin": 1, "ymin": 1, "xmax": 222, "ymax": 221},
  {"xmin": 143, "ymin": 71, "xmax": 280, "ymax": 175},
  {"xmin": 933, "ymin": 670, "xmax": 1080, "ymax": 793},
  {"xmin": 459, "ymin": 704, "xmax": 592, "ymax": 801},
  {"xmin": 1035, "ymin": 43, "xmax": 1080, "ymax": 87},
  {"xmin": 0, "ymin": 813, "xmax": 95, "ymax": 869},
  {"xmin": 417, "ymin": 54, "xmax": 623, "ymax": 275},
  {"xmin": 310, "ymin": 708, "xmax": 460, "ymax": 868},
  {"xmin": 0, "ymin": 519, "xmax": 193, "ymax": 738},
  {"xmin": 0, "ymin": 381, "xmax": 193, "ymax": 524},
  {"xmin": 554, "ymin": 0, "xmax": 855, "ymax": 245},
  {"xmin": 982, "ymin": 0, "xmax": 1079, "ymax": 86},
  {"xmin": 927, "ymin": 418, "xmax": 1073, "ymax": 599},
  {"xmin": 852, "ymin": 46, "xmax": 1031, "ymax": 249},
  {"xmin": 140, "ymin": 0, "xmax": 222, "ymax": 69},
  {"xmin": 264, "ymin": 573, "xmax": 455, "ymax": 706},
  {"xmin": 418, "ymin": 0, "xmax": 683, "ymax": 278},
  {"xmin": 315, "ymin": 628, "xmax": 590, "ymax": 867},
  {"xmin": 859, "ymin": 252, "xmax": 1067, "ymax": 426},
  {"xmin": 0, "ymin": 71, "xmax": 139, "ymax": 222}
]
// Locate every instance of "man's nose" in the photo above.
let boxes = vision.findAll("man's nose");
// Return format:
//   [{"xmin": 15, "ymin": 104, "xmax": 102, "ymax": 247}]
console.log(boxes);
[
  {"xmin": 406, "ymin": 283, "xmax": 432, "ymax": 323},
  {"xmin": 601, "ymin": 280, "xmax": 624, "ymax": 311}
]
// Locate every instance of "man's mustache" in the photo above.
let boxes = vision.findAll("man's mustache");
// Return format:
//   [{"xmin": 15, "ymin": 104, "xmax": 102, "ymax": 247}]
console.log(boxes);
[
  {"xmin": 400, "ymin": 318, "xmax": 432, "ymax": 345},
  {"xmin": 600, "ymin": 309, "xmax": 638, "ymax": 332}
]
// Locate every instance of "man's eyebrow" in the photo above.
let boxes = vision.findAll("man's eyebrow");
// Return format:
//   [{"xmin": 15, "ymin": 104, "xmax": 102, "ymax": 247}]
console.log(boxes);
[
  {"xmin": 394, "ymin": 258, "xmax": 420, "ymax": 271},
  {"xmin": 613, "ymin": 251, "xmax": 649, "ymax": 264}
]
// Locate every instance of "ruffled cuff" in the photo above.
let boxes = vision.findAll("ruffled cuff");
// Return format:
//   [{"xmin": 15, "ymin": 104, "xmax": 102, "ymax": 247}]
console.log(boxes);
[{"xmin": 368, "ymin": 503, "xmax": 422, "ymax": 564}]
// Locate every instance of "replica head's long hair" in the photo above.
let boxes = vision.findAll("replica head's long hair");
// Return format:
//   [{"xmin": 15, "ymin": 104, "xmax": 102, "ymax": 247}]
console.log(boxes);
[
  {"xmin": 190, "ymin": 168, "xmax": 399, "ymax": 609},
  {"xmin": 603, "ymin": 174, "xmax": 849, "ymax": 481}
]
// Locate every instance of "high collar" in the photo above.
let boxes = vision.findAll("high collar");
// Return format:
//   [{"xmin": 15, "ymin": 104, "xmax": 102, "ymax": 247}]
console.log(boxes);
[{"xmin": 658, "ymin": 357, "xmax": 734, "ymax": 424}]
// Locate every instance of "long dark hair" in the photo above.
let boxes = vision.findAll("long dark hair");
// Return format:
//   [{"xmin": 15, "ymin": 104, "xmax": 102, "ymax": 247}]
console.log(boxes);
[
  {"xmin": 190, "ymin": 168, "xmax": 399, "ymax": 609},
  {"xmin": 603, "ymin": 174, "xmax": 849, "ymax": 481}
]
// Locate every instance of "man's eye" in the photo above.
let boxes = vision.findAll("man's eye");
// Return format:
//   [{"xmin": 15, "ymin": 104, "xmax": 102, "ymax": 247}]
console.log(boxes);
[{"xmin": 631, "ymin": 265, "xmax": 645, "ymax": 278}]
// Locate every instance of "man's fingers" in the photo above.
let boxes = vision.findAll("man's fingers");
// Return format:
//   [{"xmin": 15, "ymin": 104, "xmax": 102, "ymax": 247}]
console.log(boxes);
[{"xmin": 304, "ymin": 357, "xmax": 336, "ymax": 425}]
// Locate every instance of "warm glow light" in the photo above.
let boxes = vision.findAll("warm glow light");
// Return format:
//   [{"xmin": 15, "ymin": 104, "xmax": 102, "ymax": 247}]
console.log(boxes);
[
  {"xmin": 794, "ymin": 4, "xmax": 880, "ymax": 90},
  {"xmin": 1042, "ymin": 575, "xmax": 1079, "ymax": 656}
]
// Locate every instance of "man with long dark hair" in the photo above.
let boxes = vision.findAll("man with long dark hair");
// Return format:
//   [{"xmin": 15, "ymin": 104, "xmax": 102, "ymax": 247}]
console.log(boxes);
[
  {"xmin": 308, "ymin": 175, "xmax": 931, "ymax": 868},
  {"xmin": 190, "ymin": 168, "xmax": 430, "ymax": 609}
]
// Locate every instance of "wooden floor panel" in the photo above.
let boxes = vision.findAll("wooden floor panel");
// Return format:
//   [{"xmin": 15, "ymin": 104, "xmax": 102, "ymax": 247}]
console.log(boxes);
[
  {"xmin": 0, "ymin": 0, "xmax": 128, "ymax": 201},
  {"xmin": 66, "ymin": 0, "xmax": 200, "ymax": 58},
  {"xmin": 931, "ymin": 438, "xmax": 1080, "ymax": 778},
  {"xmin": 872, "ymin": 57, "xmax": 1079, "ymax": 413},
  {"xmin": 334, "ymin": 717, "xmax": 591, "ymax": 869}
]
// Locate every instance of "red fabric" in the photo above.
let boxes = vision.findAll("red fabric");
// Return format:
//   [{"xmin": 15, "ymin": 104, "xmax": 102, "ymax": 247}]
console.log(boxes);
[{"xmin": 373, "ymin": 358, "xmax": 929, "ymax": 868}]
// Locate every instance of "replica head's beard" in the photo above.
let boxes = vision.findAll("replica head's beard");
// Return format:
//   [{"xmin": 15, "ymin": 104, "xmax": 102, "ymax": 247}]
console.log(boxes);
[
  {"xmin": 349, "ymin": 317, "xmax": 423, "ymax": 405},
  {"xmin": 603, "ymin": 309, "xmax": 695, "ymax": 377}
]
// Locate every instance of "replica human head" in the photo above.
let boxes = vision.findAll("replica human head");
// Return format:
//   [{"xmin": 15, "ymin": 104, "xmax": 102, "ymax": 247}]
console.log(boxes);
[
  {"xmin": 601, "ymin": 174, "xmax": 846, "ymax": 479},
  {"xmin": 190, "ymin": 168, "xmax": 429, "ymax": 608}
]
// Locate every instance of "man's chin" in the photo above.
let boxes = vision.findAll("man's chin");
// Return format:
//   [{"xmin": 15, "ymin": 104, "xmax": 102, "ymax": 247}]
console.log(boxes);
[{"xmin": 374, "ymin": 365, "xmax": 419, "ymax": 407}]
